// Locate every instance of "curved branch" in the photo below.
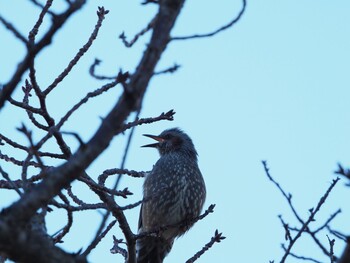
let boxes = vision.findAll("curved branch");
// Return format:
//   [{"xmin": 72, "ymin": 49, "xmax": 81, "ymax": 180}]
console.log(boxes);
[{"xmin": 171, "ymin": 0, "xmax": 246, "ymax": 41}]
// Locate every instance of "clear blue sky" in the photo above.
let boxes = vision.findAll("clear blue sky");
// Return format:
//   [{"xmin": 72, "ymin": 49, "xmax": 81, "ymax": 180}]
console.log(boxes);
[{"xmin": 1, "ymin": 0, "xmax": 350, "ymax": 262}]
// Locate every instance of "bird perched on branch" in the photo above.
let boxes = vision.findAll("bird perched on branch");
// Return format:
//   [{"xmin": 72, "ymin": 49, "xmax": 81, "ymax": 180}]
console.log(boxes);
[{"xmin": 137, "ymin": 128, "xmax": 206, "ymax": 263}]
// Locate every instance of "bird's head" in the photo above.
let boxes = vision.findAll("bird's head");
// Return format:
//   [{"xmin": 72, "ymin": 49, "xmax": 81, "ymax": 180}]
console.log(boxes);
[{"xmin": 142, "ymin": 128, "xmax": 198, "ymax": 159}]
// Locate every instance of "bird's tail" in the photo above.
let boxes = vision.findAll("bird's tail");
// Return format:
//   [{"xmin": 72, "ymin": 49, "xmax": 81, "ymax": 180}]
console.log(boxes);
[{"xmin": 136, "ymin": 236, "xmax": 173, "ymax": 263}]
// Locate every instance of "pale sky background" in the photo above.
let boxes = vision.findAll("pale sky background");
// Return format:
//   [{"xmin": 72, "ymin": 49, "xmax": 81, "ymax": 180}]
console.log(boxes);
[{"xmin": 1, "ymin": 1, "xmax": 350, "ymax": 263}]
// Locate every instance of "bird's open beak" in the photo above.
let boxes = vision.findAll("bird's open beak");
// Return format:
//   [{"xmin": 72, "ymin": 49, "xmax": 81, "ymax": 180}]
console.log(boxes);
[{"xmin": 141, "ymin": 134, "xmax": 164, "ymax": 148}]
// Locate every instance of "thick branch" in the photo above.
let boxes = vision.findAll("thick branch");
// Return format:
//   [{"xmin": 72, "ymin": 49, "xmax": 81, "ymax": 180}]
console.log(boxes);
[{"xmin": 0, "ymin": 1, "xmax": 186, "ymax": 261}]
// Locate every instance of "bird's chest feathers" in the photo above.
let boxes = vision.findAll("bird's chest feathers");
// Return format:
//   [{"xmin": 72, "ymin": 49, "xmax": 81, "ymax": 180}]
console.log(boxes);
[{"xmin": 145, "ymin": 155, "xmax": 196, "ymax": 190}]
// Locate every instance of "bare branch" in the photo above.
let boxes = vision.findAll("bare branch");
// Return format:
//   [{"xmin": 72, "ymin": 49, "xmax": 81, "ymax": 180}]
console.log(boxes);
[
  {"xmin": 110, "ymin": 236, "xmax": 128, "ymax": 259},
  {"xmin": 44, "ymin": 6, "xmax": 109, "ymax": 95},
  {"xmin": 95, "ymin": 190, "xmax": 136, "ymax": 263},
  {"xmin": 141, "ymin": 0, "xmax": 159, "ymax": 5},
  {"xmin": 0, "ymin": 166, "xmax": 22, "ymax": 196},
  {"xmin": 185, "ymin": 229, "xmax": 225, "ymax": 263},
  {"xmin": 335, "ymin": 163, "xmax": 350, "ymax": 186},
  {"xmin": 278, "ymin": 215, "xmax": 292, "ymax": 242},
  {"xmin": 28, "ymin": 0, "xmax": 54, "ymax": 43},
  {"xmin": 281, "ymin": 244, "xmax": 323, "ymax": 263},
  {"xmin": 171, "ymin": 0, "xmax": 246, "ymax": 41},
  {"xmin": 121, "ymin": 109, "xmax": 175, "ymax": 132},
  {"xmin": 0, "ymin": 152, "xmax": 44, "ymax": 168},
  {"xmin": 0, "ymin": 15, "xmax": 27, "ymax": 44},
  {"xmin": 119, "ymin": 16, "xmax": 156, "ymax": 48},
  {"xmin": 262, "ymin": 160, "xmax": 304, "ymax": 224},
  {"xmin": 89, "ymin": 59, "xmax": 123, "ymax": 80},
  {"xmin": 98, "ymin": 168, "xmax": 148, "ymax": 185},
  {"xmin": 0, "ymin": 0, "xmax": 86, "ymax": 109},
  {"xmin": 52, "ymin": 193, "xmax": 73, "ymax": 244},
  {"xmin": 27, "ymin": 0, "xmax": 56, "ymax": 16},
  {"xmin": 82, "ymin": 220, "xmax": 116, "ymax": 257},
  {"xmin": 154, "ymin": 63, "xmax": 181, "ymax": 75},
  {"xmin": 262, "ymin": 161, "xmax": 340, "ymax": 263},
  {"xmin": 327, "ymin": 235, "xmax": 335, "ymax": 263},
  {"xmin": 314, "ymin": 209, "xmax": 341, "ymax": 233}
]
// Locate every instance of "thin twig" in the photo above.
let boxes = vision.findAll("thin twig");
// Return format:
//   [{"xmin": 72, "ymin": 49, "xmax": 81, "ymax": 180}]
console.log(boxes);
[
  {"xmin": 121, "ymin": 109, "xmax": 175, "ymax": 132},
  {"xmin": 27, "ymin": 0, "xmax": 56, "ymax": 16},
  {"xmin": 314, "ymin": 209, "xmax": 341, "ymax": 233},
  {"xmin": 172, "ymin": 0, "xmax": 246, "ymax": 41},
  {"xmin": 0, "ymin": 15, "xmax": 28, "ymax": 44},
  {"xmin": 327, "ymin": 235, "xmax": 335, "ymax": 263},
  {"xmin": 262, "ymin": 160, "xmax": 304, "ymax": 223},
  {"xmin": 98, "ymin": 168, "xmax": 147, "ymax": 185},
  {"xmin": 281, "ymin": 244, "xmax": 323, "ymax": 263},
  {"xmin": 89, "ymin": 58, "xmax": 119, "ymax": 80},
  {"xmin": 119, "ymin": 16, "xmax": 156, "ymax": 48},
  {"xmin": 82, "ymin": 220, "xmax": 117, "ymax": 256},
  {"xmin": 110, "ymin": 236, "xmax": 128, "ymax": 259},
  {"xmin": 53, "ymin": 193, "xmax": 73, "ymax": 243},
  {"xmin": 154, "ymin": 63, "xmax": 181, "ymax": 75},
  {"xmin": 262, "ymin": 161, "xmax": 340, "ymax": 262},
  {"xmin": 278, "ymin": 215, "xmax": 292, "ymax": 241},
  {"xmin": 114, "ymin": 110, "xmax": 142, "ymax": 190},
  {"xmin": 0, "ymin": 166, "xmax": 22, "ymax": 196},
  {"xmin": 44, "ymin": 6, "xmax": 109, "ymax": 95},
  {"xmin": 28, "ymin": 0, "xmax": 53, "ymax": 44},
  {"xmin": 186, "ymin": 230, "xmax": 225, "ymax": 263}
]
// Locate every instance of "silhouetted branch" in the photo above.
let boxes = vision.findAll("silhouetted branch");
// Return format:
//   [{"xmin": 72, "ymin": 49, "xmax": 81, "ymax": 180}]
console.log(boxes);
[
  {"xmin": 327, "ymin": 235, "xmax": 335, "ymax": 263},
  {"xmin": 0, "ymin": 0, "xmax": 87, "ymax": 109},
  {"xmin": 53, "ymin": 193, "xmax": 73, "ymax": 244},
  {"xmin": 335, "ymin": 163, "xmax": 350, "ymax": 186},
  {"xmin": 171, "ymin": 0, "xmax": 246, "ymax": 41},
  {"xmin": 44, "ymin": 6, "xmax": 109, "ymax": 95},
  {"xmin": 0, "ymin": 15, "xmax": 27, "ymax": 44},
  {"xmin": 154, "ymin": 63, "xmax": 181, "ymax": 75},
  {"xmin": 121, "ymin": 109, "xmax": 175, "ymax": 132},
  {"xmin": 278, "ymin": 215, "xmax": 292, "ymax": 242},
  {"xmin": 82, "ymin": 220, "xmax": 117, "ymax": 257},
  {"xmin": 326, "ymin": 227, "xmax": 347, "ymax": 242},
  {"xmin": 114, "ymin": 109, "xmax": 142, "ymax": 190},
  {"xmin": 314, "ymin": 209, "xmax": 341, "ymax": 233},
  {"xmin": 66, "ymin": 186, "xmax": 86, "ymax": 206},
  {"xmin": 28, "ymin": 0, "xmax": 56, "ymax": 16},
  {"xmin": 28, "ymin": 0, "xmax": 53, "ymax": 43},
  {"xmin": 0, "ymin": 166, "xmax": 22, "ymax": 196},
  {"xmin": 185, "ymin": 229, "xmax": 225, "ymax": 263},
  {"xmin": 262, "ymin": 161, "xmax": 340, "ymax": 262},
  {"xmin": 0, "ymin": 152, "xmax": 44, "ymax": 168},
  {"xmin": 89, "ymin": 59, "xmax": 121, "ymax": 80},
  {"xmin": 262, "ymin": 160, "xmax": 304, "ymax": 223},
  {"xmin": 141, "ymin": 0, "xmax": 158, "ymax": 5},
  {"xmin": 95, "ymin": 190, "xmax": 136, "ymax": 263},
  {"xmin": 98, "ymin": 169, "xmax": 147, "ymax": 184},
  {"xmin": 280, "ymin": 244, "xmax": 322, "ymax": 263},
  {"xmin": 110, "ymin": 236, "xmax": 128, "ymax": 259},
  {"xmin": 119, "ymin": 16, "xmax": 156, "ymax": 48}
]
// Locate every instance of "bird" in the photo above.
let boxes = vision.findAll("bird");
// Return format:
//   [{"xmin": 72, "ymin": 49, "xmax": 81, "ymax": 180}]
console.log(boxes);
[{"xmin": 136, "ymin": 128, "xmax": 206, "ymax": 263}]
